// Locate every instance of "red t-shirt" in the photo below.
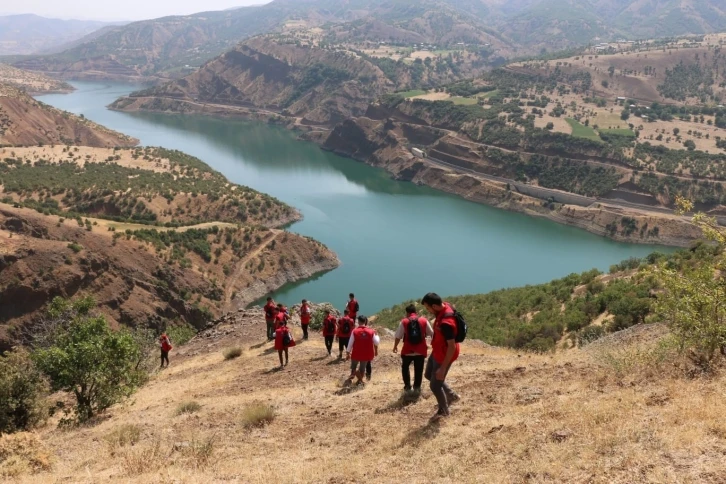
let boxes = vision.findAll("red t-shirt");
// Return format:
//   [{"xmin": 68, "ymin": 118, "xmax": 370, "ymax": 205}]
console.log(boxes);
[
  {"xmin": 264, "ymin": 302, "xmax": 276, "ymax": 320},
  {"xmin": 300, "ymin": 304, "xmax": 311, "ymax": 325},
  {"xmin": 431, "ymin": 303, "xmax": 460, "ymax": 364},
  {"xmin": 322, "ymin": 315, "xmax": 337, "ymax": 337},
  {"xmin": 346, "ymin": 299, "xmax": 359, "ymax": 317},
  {"xmin": 337, "ymin": 316, "xmax": 354, "ymax": 338},
  {"xmin": 274, "ymin": 326, "xmax": 295, "ymax": 351},
  {"xmin": 351, "ymin": 326, "xmax": 375, "ymax": 361},
  {"xmin": 274, "ymin": 312, "xmax": 286, "ymax": 329}
]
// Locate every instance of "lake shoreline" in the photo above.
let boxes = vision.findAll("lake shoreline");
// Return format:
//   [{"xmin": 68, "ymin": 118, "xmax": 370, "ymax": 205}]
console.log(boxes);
[{"xmin": 112, "ymin": 96, "xmax": 700, "ymax": 248}]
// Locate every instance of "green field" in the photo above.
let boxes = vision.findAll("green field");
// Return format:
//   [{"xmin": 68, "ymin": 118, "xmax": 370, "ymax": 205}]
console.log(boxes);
[
  {"xmin": 566, "ymin": 118, "xmax": 600, "ymax": 141},
  {"xmin": 478, "ymin": 89, "xmax": 500, "ymax": 99},
  {"xmin": 449, "ymin": 96, "xmax": 479, "ymax": 105},
  {"xmin": 398, "ymin": 89, "xmax": 426, "ymax": 98},
  {"xmin": 599, "ymin": 128, "xmax": 636, "ymax": 138}
]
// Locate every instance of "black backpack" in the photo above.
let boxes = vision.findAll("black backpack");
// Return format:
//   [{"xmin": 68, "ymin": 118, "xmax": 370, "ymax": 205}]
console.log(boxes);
[
  {"xmin": 354, "ymin": 301, "xmax": 360, "ymax": 312},
  {"xmin": 326, "ymin": 318, "xmax": 336, "ymax": 333},
  {"xmin": 282, "ymin": 330, "xmax": 291, "ymax": 346},
  {"xmin": 443, "ymin": 310, "xmax": 468, "ymax": 343},
  {"xmin": 406, "ymin": 317, "xmax": 422, "ymax": 345},
  {"xmin": 341, "ymin": 318, "xmax": 351, "ymax": 334}
]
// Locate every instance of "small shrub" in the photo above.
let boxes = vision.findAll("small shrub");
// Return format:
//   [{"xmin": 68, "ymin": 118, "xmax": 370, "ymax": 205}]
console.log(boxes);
[
  {"xmin": 0, "ymin": 350, "xmax": 49, "ymax": 434},
  {"xmin": 0, "ymin": 432, "xmax": 52, "ymax": 478},
  {"xmin": 105, "ymin": 424, "xmax": 142, "ymax": 448},
  {"xmin": 180, "ymin": 435, "xmax": 216, "ymax": 469},
  {"xmin": 223, "ymin": 347, "xmax": 243, "ymax": 360},
  {"xmin": 120, "ymin": 437, "xmax": 163, "ymax": 476},
  {"xmin": 67, "ymin": 242, "xmax": 83, "ymax": 253},
  {"xmin": 176, "ymin": 401, "xmax": 202, "ymax": 416},
  {"xmin": 241, "ymin": 404, "xmax": 275, "ymax": 429},
  {"xmin": 166, "ymin": 323, "xmax": 197, "ymax": 346}
]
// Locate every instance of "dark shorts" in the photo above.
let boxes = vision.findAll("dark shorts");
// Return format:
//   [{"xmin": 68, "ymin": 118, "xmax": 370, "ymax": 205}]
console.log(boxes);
[{"xmin": 338, "ymin": 337, "xmax": 350, "ymax": 349}]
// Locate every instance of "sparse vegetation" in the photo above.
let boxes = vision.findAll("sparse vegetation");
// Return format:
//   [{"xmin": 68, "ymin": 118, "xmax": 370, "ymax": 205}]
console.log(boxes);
[
  {"xmin": 223, "ymin": 347, "xmax": 243, "ymax": 360},
  {"xmin": 176, "ymin": 401, "xmax": 202, "ymax": 416},
  {"xmin": 241, "ymin": 404, "xmax": 275, "ymax": 429}
]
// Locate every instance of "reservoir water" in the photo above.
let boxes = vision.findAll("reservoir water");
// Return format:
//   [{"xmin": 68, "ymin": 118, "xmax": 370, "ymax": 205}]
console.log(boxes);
[{"xmin": 39, "ymin": 82, "xmax": 670, "ymax": 314}]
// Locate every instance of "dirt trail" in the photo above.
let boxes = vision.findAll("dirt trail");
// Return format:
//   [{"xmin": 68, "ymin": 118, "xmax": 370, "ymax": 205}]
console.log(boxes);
[{"xmin": 223, "ymin": 229, "xmax": 281, "ymax": 309}]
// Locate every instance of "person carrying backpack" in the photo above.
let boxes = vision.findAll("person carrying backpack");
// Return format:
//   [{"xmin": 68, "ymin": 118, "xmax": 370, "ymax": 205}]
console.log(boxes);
[
  {"xmin": 421, "ymin": 293, "xmax": 463, "ymax": 422},
  {"xmin": 274, "ymin": 306, "xmax": 287, "ymax": 330},
  {"xmin": 300, "ymin": 299, "xmax": 312, "ymax": 340},
  {"xmin": 346, "ymin": 315, "xmax": 379, "ymax": 386},
  {"xmin": 336, "ymin": 309, "xmax": 355, "ymax": 359},
  {"xmin": 393, "ymin": 304, "xmax": 434, "ymax": 394},
  {"xmin": 264, "ymin": 297, "xmax": 276, "ymax": 340},
  {"xmin": 159, "ymin": 333, "xmax": 173, "ymax": 369},
  {"xmin": 274, "ymin": 319, "xmax": 296, "ymax": 369},
  {"xmin": 346, "ymin": 293, "xmax": 359, "ymax": 321},
  {"xmin": 322, "ymin": 309, "xmax": 337, "ymax": 356}
]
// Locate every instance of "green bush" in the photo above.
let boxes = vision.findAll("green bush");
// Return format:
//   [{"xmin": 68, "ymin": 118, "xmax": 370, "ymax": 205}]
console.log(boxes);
[
  {"xmin": 166, "ymin": 323, "xmax": 197, "ymax": 346},
  {"xmin": 0, "ymin": 350, "xmax": 49, "ymax": 433},
  {"xmin": 67, "ymin": 242, "xmax": 83, "ymax": 253},
  {"xmin": 32, "ymin": 297, "xmax": 145, "ymax": 422}
]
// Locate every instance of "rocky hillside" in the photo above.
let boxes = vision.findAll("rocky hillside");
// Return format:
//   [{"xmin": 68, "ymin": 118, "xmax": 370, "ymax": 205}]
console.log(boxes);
[
  {"xmin": 0, "ymin": 146, "xmax": 339, "ymax": 351},
  {"xmin": 111, "ymin": 36, "xmax": 397, "ymax": 126},
  {"xmin": 5, "ymin": 310, "xmax": 726, "ymax": 482},
  {"xmin": 0, "ymin": 84, "xmax": 135, "ymax": 147},
  {"xmin": 0, "ymin": 65, "xmax": 73, "ymax": 95},
  {"xmin": 9, "ymin": 0, "xmax": 726, "ymax": 81}
]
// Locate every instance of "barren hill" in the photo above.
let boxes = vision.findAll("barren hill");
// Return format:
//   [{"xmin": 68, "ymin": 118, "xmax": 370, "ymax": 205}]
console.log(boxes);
[
  {"xmin": 0, "ymin": 84, "xmax": 136, "ymax": 147},
  {"xmin": 0, "ymin": 146, "xmax": 339, "ymax": 351},
  {"xmin": 0, "ymin": 65, "xmax": 73, "ymax": 95},
  {"xmin": 5, "ymin": 311, "xmax": 726, "ymax": 482}
]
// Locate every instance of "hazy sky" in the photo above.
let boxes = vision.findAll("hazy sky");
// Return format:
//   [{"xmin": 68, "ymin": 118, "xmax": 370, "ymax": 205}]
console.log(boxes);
[{"xmin": 1, "ymin": 0, "xmax": 271, "ymax": 22}]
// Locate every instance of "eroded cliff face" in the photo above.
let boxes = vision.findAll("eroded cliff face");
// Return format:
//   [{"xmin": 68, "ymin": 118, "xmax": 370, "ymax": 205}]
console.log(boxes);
[
  {"xmin": 112, "ymin": 37, "xmax": 395, "ymax": 126},
  {"xmin": 320, "ymin": 114, "xmax": 701, "ymax": 247},
  {"xmin": 0, "ymin": 205, "xmax": 339, "ymax": 352}
]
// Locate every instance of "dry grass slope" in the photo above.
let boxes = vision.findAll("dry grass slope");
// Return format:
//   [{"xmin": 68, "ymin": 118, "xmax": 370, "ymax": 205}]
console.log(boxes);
[{"xmin": 6, "ymin": 319, "xmax": 726, "ymax": 483}]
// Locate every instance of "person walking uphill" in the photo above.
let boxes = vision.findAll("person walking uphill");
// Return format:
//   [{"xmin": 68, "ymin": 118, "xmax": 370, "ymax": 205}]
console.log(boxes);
[
  {"xmin": 159, "ymin": 333, "xmax": 173, "ymax": 369},
  {"xmin": 300, "ymin": 299, "xmax": 312, "ymax": 340},
  {"xmin": 274, "ymin": 320, "xmax": 296, "ymax": 369},
  {"xmin": 336, "ymin": 309, "xmax": 355, "ymax": 359},
  {"xmin": 346, "ymin": 316, "xmax": 379, "ymax": 386},
  {"xmin": 393, "ymin": 304, "xmax": 434, "ymax": 394},
  {"xmin": 264, "ymin": 297, "xmax": 277, "ymax": 340},
  {"xmin": 421, "ymin": 293, "xmax": 462, "ymax": 422},
  {"xmin": 322, "ymin": 310, "xmax": 337, "ymax": 356}
]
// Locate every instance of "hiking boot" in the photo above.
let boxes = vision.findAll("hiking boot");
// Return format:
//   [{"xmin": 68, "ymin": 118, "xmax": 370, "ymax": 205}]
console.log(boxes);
[
  {"xmin": 365, "ymin": 373, "xmax": 371, "ymax": 382},
  {"xmin": 447, "ymin": 393, "xmax": 461, "ymax": 405},
  {"xmin": 429, "ymin": 410, "xmax": 449, "ymax": 422}
]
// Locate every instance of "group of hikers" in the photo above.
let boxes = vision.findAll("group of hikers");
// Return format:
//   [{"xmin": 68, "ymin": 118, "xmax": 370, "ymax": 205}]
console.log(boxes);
[
  {"xmin": 158, "ymin": 291, "xmax": 464, "ymax": 421},
  {"xmin": 263, "ymin": 292, "xmax": 465, "ymax": 422}
]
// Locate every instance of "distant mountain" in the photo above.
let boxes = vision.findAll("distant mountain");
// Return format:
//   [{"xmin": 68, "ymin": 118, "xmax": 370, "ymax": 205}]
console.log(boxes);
[
  {"xmin": 8, "ymin": 0, "xmax": 726, "ymax": 80},
  {"xmin": 0, "ymin": 14, "xmax": 122, "ymax": 56}
]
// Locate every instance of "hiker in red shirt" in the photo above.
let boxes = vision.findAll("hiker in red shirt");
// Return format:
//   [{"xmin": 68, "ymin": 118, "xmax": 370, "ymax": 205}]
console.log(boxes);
[
  {"xmin": 264, "ymin": 297, "xmax": 276, "ymax": 340},
  {"xmin": 300, "ymin": 299, "xmax": 312, "ymax": 340},
  {"xmin": 346, "ymin": 293, "xmax": 359, "ymax": 321},
  {"xmin": 393, "ymin": 304, "xmax": 434, "ymax": 394},
  {"xmin": 336, "ymin": 309, "xmax": 355, "ymax": 359},
  {"xmin": 346, "ymin": 315, "xmax": 379, "ymax": 386},
  {"xmin": 421, "ymin": 293, "xmax": 461, "ymax": 422},
  {"xmin": 274, "ymin": 306, "xmax": 287, "ymax": 330},
  {"xmin": 322, "ymin": 309, "xmax": 337, "ymax": 356},
  {"xmin": 274, "ymin": 320, "xmax": 296, "ymax": 369},
  {"xmin": 159, "ymin": 333, "xmax": 173, "ymax": 369}
]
